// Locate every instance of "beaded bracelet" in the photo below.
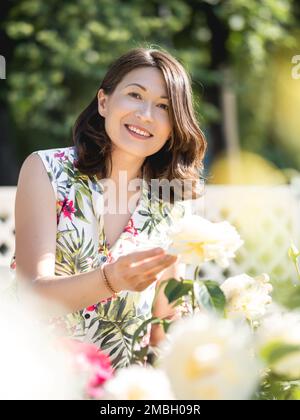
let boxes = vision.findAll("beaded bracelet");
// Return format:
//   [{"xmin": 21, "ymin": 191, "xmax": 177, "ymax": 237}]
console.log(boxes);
[{"xmin": 100, "ymin": 263, "xmax": 119, "ymax": 298}]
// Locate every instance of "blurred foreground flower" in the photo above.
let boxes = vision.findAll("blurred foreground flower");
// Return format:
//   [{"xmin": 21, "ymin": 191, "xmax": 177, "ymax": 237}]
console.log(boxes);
[
  {"xmin": 257, "ymin": 310, "xmax": 300, "ymax": 380},
  {"xmin": 167, "ymin": 215, "xmax": 243, "ymax": 267},
  {"xmin": 58, "ymin": 338, "xmax": 113, "ymax": 399},
  {"xmin": 158, "ymin": 313, "xmax": 260, "ymax": 400},
  {"xmin": 220, "ymin": 273, "xmax": 273, "ymax": 323},
  {"xmin": 101, "ymin": 365, "xmax": 175, "ymax": 400},
  {"xmin": 0, "ymin": 298, "xmax": 80, "ymax": 399}
]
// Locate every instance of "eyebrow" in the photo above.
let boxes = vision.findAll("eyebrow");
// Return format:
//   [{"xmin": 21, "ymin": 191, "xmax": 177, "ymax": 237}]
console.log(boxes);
[{"xmin": 124, "ymin": 83, "xmax": 169, "ymax": 99}]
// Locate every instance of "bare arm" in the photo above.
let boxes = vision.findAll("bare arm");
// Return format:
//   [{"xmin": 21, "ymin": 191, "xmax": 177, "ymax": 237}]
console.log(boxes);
[
  {"xmin": 15, "ymin": 153, "xmax": 116, "ymax": 316},
  {"xmin": 15, "ymin": 153, "xmax": 176, "ymax": 318}
]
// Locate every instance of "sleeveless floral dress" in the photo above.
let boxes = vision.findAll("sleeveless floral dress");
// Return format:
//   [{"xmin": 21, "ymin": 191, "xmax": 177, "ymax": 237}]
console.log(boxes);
[{"xmin": 10, "ymin": 146, "xmax": 190, "ymax": 369}]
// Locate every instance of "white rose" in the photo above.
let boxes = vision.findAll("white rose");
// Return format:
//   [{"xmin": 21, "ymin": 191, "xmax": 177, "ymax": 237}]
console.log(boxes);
[
  {"xmin": 220, "ymin": 273, "xmax": 273, "ymax": 322},
  {"xmin": 158, "ymin": 313, "xmax": 260, "ymax": 400},
  {"xmin": 256, "ymin": 309, "xmax": 300, "ymax": 379},
  {"xmin": 167, "ymin": 215, "xmax": 243, "ymax": 267},
  {"xmin": 102, "ymin": 365, "xmax": 175, "ymax": 400}
]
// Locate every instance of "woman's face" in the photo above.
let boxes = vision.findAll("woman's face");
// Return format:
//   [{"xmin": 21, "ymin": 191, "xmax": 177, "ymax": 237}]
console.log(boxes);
[{"xmin": 97, "ymin": 67, "xmax": 172, "ymax": 159}]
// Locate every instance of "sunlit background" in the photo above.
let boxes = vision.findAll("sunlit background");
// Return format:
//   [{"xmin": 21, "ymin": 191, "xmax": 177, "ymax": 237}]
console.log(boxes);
[
  {"xmin": 0, "ymin": 0, "xmax": 300, "ymax": 184},
  {"xmin": 1, "ymin": 2, "xmax": 300, "ymax": 300},
  {"xmin": 1, "ymin": 0, "xmax": 300, "ymax": 400}
]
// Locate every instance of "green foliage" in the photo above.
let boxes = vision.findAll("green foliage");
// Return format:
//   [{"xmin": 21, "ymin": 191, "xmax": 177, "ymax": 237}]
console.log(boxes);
[
  {"xmin": 164, "ymin": 278, "xmax": 193, "ymax": 304},
  {"xmin": 3, "ymin": 0, "xmax": 297, "ymax": 161},
  {"xmin": 220, "ymin": 0, "xmax": 293, "ymax": 68},
  {"xmin": 3, "ymin": 0, "xmax": 193, "ymax": 152},
  {"xmin": 194, "ymin": 279, "xmax": 226, "ymax": 315},
  {"xmin": 260, "ymin": 341, "xmax": 300, "ymax": 367},
  {"xmin": 256, "ymin": 374, "xmax": 300, "ymax": 400}
]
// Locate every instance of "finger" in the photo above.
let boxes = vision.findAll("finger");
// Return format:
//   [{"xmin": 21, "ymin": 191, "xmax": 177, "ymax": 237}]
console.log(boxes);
[
  {"xmin": 143, "ymin": 256, "xmax": 179, "ymax": 278},
  {"xmin": 131, "ymin": 255, "xmax": 177, "ymax": 277},
  {"xmin": 134, "ymin": 255, "xmax": 176, "ymax": 276},
  {"xmin": 128, "ymin": 252, "xmax": 169, "ymax": 270},
  {"xmin": 126, "ymin": 247, "xmax": 166, "ymax": 266}
]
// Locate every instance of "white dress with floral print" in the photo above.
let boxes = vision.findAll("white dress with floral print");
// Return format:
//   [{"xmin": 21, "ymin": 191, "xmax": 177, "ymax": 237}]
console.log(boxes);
[{"xmin": 10, "ymin": 146, "xmax": 190, "ymax": 369}]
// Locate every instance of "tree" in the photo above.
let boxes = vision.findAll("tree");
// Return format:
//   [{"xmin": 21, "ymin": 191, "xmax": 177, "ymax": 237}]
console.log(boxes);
[{"xmin": 1, "ymin": 0, "xmax": 298, "ymax": 184}]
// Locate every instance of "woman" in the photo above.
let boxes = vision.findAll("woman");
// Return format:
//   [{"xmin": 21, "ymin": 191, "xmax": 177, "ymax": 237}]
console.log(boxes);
[{"xmin": 11, "ymin": 47, "xmax": 207, "ymax": 369}]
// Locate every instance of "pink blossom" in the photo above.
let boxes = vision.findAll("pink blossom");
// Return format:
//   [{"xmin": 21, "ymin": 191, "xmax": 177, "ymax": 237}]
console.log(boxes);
[
  {"xmin": 59, "ymin": 338, "xmax": 114, "ymax": 399},
  {"xmin": 58, "ymin": 197, "xmax": 76, "ymax": 220},
  {"xmin": 86, "ymin": 305, "xmax": 97, "ymax": 312},
  {"xmin": 54, "ymin": 151, "xmax": 68, "ymax": 161},
  {"xmin": 123, "ymin": 218, "xmax": 138, "ymax": 236}
]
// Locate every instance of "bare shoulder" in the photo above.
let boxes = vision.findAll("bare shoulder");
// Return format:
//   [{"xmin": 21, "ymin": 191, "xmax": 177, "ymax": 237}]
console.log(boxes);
[
  {"xmin": 18, "ymin": 152, "xmax": 51, "ymax": 185},
  {"xmin": 15, "ymin": 152, "xmax": 57, "ymax": 284}
]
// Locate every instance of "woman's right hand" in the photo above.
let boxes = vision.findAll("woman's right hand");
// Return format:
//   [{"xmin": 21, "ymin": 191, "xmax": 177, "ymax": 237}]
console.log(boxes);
[{"xmin": 102, "ymin": 248, "xmax": 178, "ymax": 293}]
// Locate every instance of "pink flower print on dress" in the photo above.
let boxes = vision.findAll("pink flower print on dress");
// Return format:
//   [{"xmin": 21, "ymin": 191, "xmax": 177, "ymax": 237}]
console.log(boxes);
[
  {"xmin": 58, "ymin": 197, "xmax": 76, "ymax": 220},
  {"xmin": 54, "ymin": 151, "xmax": 68, "ymax": 161},
  {"xmin": 123, "ymin": 218, "xmax": 138, "ymax": 237},
  {"xmin": 86, "ymin": 305, "xmax": 98, "ymax": 312},
  {"xmin": 100, "ymin": 294, "xmax": 119, "ymax": 304},
  {"xmin": 99, "ymin": 297, "xmax": 112, "ymax": 304}
]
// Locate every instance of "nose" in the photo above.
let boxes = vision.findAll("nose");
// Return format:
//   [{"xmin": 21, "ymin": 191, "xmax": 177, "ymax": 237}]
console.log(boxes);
[{"xmin": 135, "ymin": 102, "xmax": 154, "ymax": 122}]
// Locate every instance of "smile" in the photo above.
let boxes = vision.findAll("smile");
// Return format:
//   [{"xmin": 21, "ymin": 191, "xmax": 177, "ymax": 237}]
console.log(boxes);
[{"xmin": 124, "ymin": 124, "xmax": 153, "ymax": 139}]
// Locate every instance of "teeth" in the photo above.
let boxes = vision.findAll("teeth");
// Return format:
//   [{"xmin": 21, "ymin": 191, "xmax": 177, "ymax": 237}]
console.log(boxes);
[{"xmin": 127, "ymin": 125, "xmax": 151, "ymax": 137}]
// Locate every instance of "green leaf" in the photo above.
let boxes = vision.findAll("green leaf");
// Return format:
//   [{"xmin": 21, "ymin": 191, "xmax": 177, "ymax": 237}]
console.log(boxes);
[
  {"xmin": 161, "ymin": 319, "xmax": 172, "ymax": 333},
  {"xmin": 164, "ymin": 278, "xmax": 193, "ymax": 304},
  {"xmin": 138, "ymin": 210, "xmax": 150, "ymax": 217},
  {"xmin": 260, "ymin": 341, "xmax": 300, "ymax": 366},
  {"xmin": 194, "ymin": 280, "xmax": 226, "ymax": 314}
]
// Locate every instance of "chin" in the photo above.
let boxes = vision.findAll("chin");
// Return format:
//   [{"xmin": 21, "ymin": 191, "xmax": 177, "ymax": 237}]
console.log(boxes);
[{"xmin": 114, "ymin": 143, "xmax": 148, "ymax": 158}]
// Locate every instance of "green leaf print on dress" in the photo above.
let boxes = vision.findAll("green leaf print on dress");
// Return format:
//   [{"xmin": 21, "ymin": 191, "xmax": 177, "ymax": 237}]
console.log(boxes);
[
  {"xmin": 56, "ymin": 221, "xmax": 97, "ymax": 276},
  {"xmin": 10, "ymin": 146, "xmax": 190, "ymax": 370},
  {"xmin": 86, "ymin": 294, "xmax": 152, "ymax": 369}
]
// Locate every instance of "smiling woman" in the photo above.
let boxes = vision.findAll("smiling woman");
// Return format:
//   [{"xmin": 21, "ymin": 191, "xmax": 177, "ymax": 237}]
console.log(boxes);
[
  {"xmin": 73, "ymin": 48, "xmax": 207, "ymax": 203},
  {"xmin": 96, "ymin": 67, "xmax": 171, "ymax": 164},
  {"xmin": 13, "ymin": 47, "xmax": 207, "ymax": 369}
]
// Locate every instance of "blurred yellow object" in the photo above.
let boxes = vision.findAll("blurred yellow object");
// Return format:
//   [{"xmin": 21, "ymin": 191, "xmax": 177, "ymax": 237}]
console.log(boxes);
[
  {"xmin": 209, "ymin": 151, "xmax": 287, "ymax": 185},
  {"xmin": 273, "ymin": 49, "xmax": 300, "ymax": 160}
]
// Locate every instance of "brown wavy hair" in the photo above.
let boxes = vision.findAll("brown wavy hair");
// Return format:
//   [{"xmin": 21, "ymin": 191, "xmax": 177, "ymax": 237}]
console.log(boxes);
[{"xmin": 72, "ymin": 47, "xmax": 207, "ymax": 203}]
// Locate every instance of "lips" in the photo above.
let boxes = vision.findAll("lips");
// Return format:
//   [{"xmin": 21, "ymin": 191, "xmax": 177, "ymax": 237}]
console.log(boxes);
[{"xmin": 124, "ymin": 124, "xmax": 153, "ymax": 138}]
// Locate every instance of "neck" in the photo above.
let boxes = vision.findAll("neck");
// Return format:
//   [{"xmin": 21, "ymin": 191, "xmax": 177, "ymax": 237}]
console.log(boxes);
[{"xmin": 109, "ymin": 148, "xmax": 145, "ymax": 186}]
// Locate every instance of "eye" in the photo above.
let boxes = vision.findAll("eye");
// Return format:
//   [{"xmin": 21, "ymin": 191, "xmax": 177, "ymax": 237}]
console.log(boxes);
[
  {"xmin": 128, "ymin": 92, "xmax": 169, "ymax": 111},
  {"xmin": 128, "ymin": 92, "xmax": 142, "ymax": 99},
  {"xmin": 158, "ymin": 104, "xmax": 169, "ymax": 111}
]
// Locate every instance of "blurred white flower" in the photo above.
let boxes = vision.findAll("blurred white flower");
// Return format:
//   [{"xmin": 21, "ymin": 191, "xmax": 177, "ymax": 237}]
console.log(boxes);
[
  {"xmin": 256, "ymin": 309, "xmax": 300, "ymax": 379},
  {"xmin": 102, "ymin": 365, "xmax": 174, "ymax": 400},
  {"xmin": 0, "ymin": 296, "xmax": 81, "ymax": 400},
  {"xmin": 158, "ymin": 313, "xmax": 260, "ymax": 400},
  {"xmin": 220, "ymin": 273, "xmax": 273, "ymax": 322},
  {"xmin": 167, "ymin": 215, "xmax": 243, "ymax": 267}
]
